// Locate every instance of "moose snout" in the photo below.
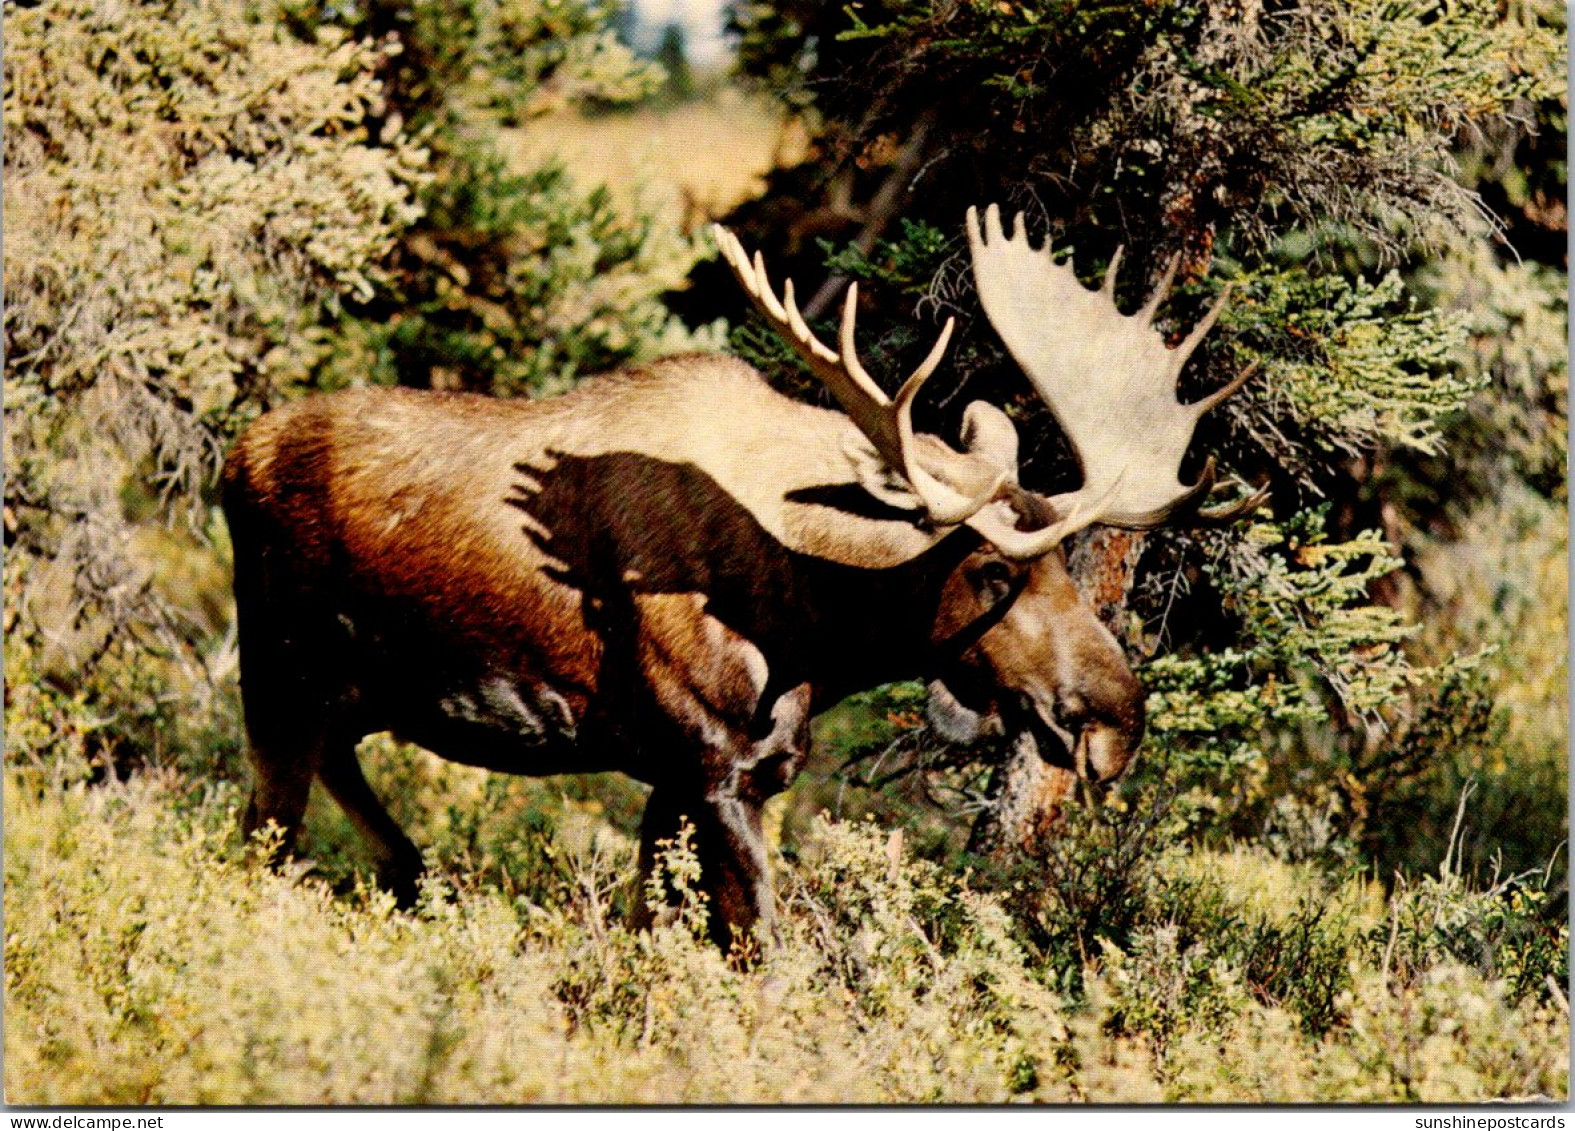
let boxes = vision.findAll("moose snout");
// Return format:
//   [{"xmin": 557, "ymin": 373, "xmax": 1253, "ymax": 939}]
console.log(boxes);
[
  {"xmin": 1016, "ymin": 688, "xmax": 1142, "ymax": 785},
  {"xmin": 1054, "ymin": 688, "xmax": 1145, "ymax": 785},
  {"xmin": 1075, "ymin": 718, "xmax": 1141, "ymax": 784}
]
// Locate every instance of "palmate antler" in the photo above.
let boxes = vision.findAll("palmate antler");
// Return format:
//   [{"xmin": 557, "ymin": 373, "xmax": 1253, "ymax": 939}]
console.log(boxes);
[
  {"xmin": 967, "ymin": 205, "xmax": 1268, "ymax": 554},
  {"xmin": 714, "ymin": 224, "xmax": 1015, "ymax": 527},
  {"xmin": 713, "ymin": 215, "xmax": 1263, "ymax": 561}
]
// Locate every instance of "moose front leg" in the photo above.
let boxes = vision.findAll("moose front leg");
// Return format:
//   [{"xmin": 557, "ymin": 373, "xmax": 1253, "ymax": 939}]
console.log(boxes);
[
  {"xmin": 634, "ymin": 682, "xmax": 813, "ymax": 951},
  {"xmin": 700, "ymin": 785, "xmax": 776, "ymax": 950},
  {"xmin": 632, "ymin": 781, "xmax": 771, "ymax": 950},
  {"xmin": 708, "ymin": 681, "xmax": 814, "ymax": 947}
]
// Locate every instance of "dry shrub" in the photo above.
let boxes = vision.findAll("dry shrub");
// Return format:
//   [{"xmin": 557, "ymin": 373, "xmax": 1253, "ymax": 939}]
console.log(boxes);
[
  {"xmin": 4, "ymin": 0, "xmax": 425, "ymax": 784},
  {"xmin": 5, "ymin": 771, "xmax": 1566, "ymax": 1104}
]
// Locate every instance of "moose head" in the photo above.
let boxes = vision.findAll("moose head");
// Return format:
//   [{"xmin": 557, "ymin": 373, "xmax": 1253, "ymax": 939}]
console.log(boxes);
[{"xmin": 713, "ymin": 207, "xmax": 1263, "ymax": 787}]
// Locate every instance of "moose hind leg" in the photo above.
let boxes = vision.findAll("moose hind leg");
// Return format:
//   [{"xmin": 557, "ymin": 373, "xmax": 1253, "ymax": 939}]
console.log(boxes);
[
  {"xmin": 241, "ymin": 713, "xmax": 324, "ymax": 861},
  {"xmin": 318, "ymin": 747, "xmax": 426, "ymax": 908},
  {"xmin": 235, "ymin": 596, "xmax": 341, "ymax": 865}
]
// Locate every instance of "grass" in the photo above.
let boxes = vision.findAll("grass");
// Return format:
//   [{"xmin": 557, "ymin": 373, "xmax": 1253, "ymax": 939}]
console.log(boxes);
[
  {"xmin": 504, "ymin": 89, "xmax": 809, "ymax": 230},
  {"xmin": 5, "ymin": 762, "xmax": 1566, "ymax": 1104}
]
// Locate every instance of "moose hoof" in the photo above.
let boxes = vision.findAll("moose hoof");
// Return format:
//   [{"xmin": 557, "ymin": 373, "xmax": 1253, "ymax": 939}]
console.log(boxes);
[{"xmin": 376, "ymin": 857, "xmax": 426, "ymax": 910}]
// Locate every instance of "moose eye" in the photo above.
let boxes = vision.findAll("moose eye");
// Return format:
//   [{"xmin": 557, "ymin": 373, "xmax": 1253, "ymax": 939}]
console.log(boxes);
[{"xmin": 975, "ymin": 560, "xmax": 1015, "ymax": 608}]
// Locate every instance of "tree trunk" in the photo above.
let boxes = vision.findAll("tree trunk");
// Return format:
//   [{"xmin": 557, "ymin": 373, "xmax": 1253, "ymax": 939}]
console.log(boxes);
[{"xmin": 966, "ymin": 731, "xmax": 1078, "ymax": 857}]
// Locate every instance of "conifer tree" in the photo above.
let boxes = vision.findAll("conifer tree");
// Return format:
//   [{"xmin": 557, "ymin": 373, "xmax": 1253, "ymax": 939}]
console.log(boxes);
[
  {"xmin": 719, "ymin": 0, "xmax": 1566, "ymax": 863},
  {"xmin": 287, "ymin": 0, "xmax": 714, "ymax": 398}
]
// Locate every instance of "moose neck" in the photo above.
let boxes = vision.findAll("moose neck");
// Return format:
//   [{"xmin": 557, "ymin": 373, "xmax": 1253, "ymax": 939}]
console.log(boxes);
[
  {"xmin": 794, "ymin": 524, "xmax": 986, "ymax": 705},
  {"xmin": 503, "ymin": 447, "xmax": 987, "ymax": 709}
]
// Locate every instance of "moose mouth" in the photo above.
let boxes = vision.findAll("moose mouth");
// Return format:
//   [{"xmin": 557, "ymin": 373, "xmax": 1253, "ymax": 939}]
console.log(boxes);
[
  {"xmin": 927, "ymin": 679, "xmax": 1132, "ymax": 784},
  {"xmin": 1010, "ymin": 693, "xmax": 1079, "ymax": 777},
  {"xmin": 1010, "ymin": 692, "xmax": 1139, "ymax": 785}
]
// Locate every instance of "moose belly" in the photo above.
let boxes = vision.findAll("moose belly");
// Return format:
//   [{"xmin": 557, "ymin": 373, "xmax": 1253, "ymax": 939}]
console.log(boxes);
[{"xmin": 385, "ymin": 673, "xmax": 596, "ymax": 776}]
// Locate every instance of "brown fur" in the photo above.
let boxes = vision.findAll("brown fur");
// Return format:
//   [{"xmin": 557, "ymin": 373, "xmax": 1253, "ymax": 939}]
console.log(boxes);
[{"xmin": 223, "ymin": 357, "xmax": 1145, "ymax": 946}]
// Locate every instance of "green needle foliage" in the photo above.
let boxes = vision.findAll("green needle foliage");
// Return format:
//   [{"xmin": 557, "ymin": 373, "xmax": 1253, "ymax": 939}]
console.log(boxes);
[
  {"xmin": 723, "ymin": 0, "xmax": 1565, "ymax": 878},
  {"xmin": 737, "ymin": 0, "xmax": 1559, "ymax": 255},
  {"xmin": 286, "ymin": 0, "xmax": 714, "ymax": 398}
]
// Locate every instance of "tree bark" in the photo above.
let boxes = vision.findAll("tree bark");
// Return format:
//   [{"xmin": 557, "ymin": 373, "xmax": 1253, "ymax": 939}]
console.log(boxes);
[{"xmin": 966, "ymin": 731, "xmax": 1079, "ymax": 857}]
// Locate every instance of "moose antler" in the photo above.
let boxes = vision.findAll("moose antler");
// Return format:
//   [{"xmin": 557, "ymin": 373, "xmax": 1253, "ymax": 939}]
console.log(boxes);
[
  {"xmin": 714, "ymin": 224, "xmax": 1011, "ymax": 527},
  {"xmin": 967, "ymin": 205, "xmax": 1268, "ymax": 555}
]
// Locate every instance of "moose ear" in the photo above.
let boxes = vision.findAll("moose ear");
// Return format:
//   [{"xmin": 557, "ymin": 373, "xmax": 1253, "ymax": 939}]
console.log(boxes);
[
  {"xmin": 959, "ymin": 401, "xmax": 1019, "ymax": 478},
  {"xmin": 842, "ymin": 402, "xmax": 1021, "ymax": 516}
]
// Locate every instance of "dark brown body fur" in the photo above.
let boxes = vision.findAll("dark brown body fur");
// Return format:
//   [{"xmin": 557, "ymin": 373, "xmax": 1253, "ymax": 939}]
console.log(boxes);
[{"xmin": 223, "ymin": 356, "xmax": 1143, "ymax": 944}]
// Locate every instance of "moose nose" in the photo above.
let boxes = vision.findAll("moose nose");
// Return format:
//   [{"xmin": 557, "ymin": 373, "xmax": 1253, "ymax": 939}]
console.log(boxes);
[
  {"xmin": 1077, "ymin": 720, "xmax": 1139, "ymax": 784},
  {"xmin": 1023, "ymin": 691, "xmax": 1143, "ymax": 784},
  {"xmin": 1061, "ymin": 690, "xmax": 1144, "ymax": 784}
]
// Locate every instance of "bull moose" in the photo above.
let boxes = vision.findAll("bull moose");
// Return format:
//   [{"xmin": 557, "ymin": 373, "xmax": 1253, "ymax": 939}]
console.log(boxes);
[{"xmin": 222, "ymin": 206, "xmax": 1263, "ymax": 945}]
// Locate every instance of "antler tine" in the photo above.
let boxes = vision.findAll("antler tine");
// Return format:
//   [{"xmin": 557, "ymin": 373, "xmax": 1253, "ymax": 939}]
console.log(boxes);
[
  {"xmin": 894, "ymin": 315, "xmax": 956, "ymax": 413},
  {"xmin": 1102, "ymin": 246, "xmax": 1125, "ymax": 298},
  {"xmin": 751, "ymin": 251, "xmax": 784, "ymax": 318},
  {"xmin": 983, "ymin": 202, "xmax": 1011, "ymax": 248},
  {"xmin": 1136, "ymin": 254, "xmax": 1180, "ymax": 326},
  {"xmin": 1187, "ymin": 358, "xmax": 1257, "ymax": 420},
  {"xmin": 1082, "ymin": 459, "xmax": 1272, "ymax": 531},
  {"xmin": 712, "ymin": 224, "xmax": 1006, "ymax": 527},
  {"xmin": 1172, "ymin": 283, "xmax": 1235, "ymax": 373},
  {"xmin": 835, "ymin": 284, "xmax": 889, "ymax": 406},
  {"xmin": 1194, "ymin": 483, "xmax": 1272, "ymax": 525}
]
